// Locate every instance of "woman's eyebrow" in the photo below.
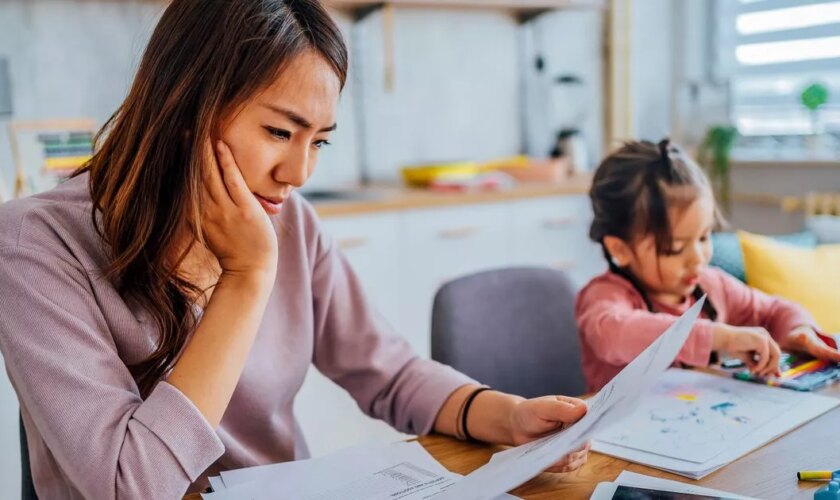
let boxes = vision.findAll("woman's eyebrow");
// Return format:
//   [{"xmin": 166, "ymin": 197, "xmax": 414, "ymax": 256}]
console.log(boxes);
[{"xmin": 261, "ymin": 103, "xmax": 337, "ymax": 132}]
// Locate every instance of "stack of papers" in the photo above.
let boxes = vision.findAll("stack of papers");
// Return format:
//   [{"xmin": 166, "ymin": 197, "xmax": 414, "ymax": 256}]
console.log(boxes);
[
  {"xmin": 592, "ymin": 368, "xmax": 840, "ymax": 479},
  {"xmin": 202, "ymin": 441, "xmax": 517, "ymax": 500}
]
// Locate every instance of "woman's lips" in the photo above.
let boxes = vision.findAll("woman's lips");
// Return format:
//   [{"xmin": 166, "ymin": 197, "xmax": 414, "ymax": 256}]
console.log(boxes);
[{"xmin": 254, "ymin": 193, "xmax": 284, "ymax": 215}]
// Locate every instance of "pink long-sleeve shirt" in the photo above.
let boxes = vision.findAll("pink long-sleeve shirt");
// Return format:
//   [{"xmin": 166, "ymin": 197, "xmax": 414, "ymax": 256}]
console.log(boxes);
[
  {"xmin": 0, "ymin": 174, "xmax": 474, "ymax": 499},
  {"xmin": 576, "ymin": 269, "xmax": 818, "ymax": 392}
]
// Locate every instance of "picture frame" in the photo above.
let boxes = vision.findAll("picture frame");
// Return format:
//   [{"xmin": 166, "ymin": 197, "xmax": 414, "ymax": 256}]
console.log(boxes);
[{"xmin": 7, "ymin": 118, "xmax": 97, "ymax": 198}]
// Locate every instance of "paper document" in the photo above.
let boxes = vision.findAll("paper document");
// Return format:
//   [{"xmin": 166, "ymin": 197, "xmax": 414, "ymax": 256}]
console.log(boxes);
[
  {"xmin": 592, "ymin": 368, "xmax": 839, "ymax": 479},
  {"xmin": 203, "ymin": 441, "xmax": 517, "ymax": 500},
  {"xmin": 436, "ymin": 298, "xmax": 706, "ymax": 500}
]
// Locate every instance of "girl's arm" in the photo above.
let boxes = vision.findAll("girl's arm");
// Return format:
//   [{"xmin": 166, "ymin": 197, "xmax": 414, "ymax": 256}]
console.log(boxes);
[
  {"xmin": 576, "ymin": 282, "xmax": 719, "ymax": 367},
  {"xmin": 714, "ymin": 269, "xmax": 840, "ymax": 362}
]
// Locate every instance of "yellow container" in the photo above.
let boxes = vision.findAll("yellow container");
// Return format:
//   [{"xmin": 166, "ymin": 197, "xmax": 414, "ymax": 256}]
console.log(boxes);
[
  {"xmin": 401, "ymin": 161, "xmax": 480, "ymax": 187},
  {"xmin": 479, "ymin": 155, "xmax": 530, "ymax": 171}
]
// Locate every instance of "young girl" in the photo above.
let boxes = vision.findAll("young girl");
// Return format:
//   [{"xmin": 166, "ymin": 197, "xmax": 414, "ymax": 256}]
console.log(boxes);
[
  {"xmin": 0, "ymin": 1, "xmax": 589, "ymax": 498},
  {"xmin": 576, "ymin": 139, "xmax": 840, "ymax": 392}
]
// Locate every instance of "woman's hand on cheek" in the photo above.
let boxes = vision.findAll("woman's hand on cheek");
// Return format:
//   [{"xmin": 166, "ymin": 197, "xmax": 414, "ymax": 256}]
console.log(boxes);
[{"xmin": 201, "ymin": 139, "xmax": 278, "ymax": 279}]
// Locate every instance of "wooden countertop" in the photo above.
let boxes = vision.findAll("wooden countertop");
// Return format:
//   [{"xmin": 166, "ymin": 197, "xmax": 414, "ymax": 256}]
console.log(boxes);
[{"xmin": 310, "ymin": 175, "xmax": 592, "ymax": 218}]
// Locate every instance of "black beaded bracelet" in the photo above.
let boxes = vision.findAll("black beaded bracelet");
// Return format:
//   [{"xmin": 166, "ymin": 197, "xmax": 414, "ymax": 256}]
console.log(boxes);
[{"xmin": 461, "ymin": 387, "xmax": 492, "ymax": 442}]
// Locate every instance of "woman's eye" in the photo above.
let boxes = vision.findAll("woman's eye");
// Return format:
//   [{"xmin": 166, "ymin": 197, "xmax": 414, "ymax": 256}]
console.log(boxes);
[
  {"xmin": 265, "ymin": 127, "xmax": 291, "ymax": 140},
  {"xmin": 313, "ymin": 140, "xmax": 332, "ymax": 150},
  {"xmin": 665, "ymin": 247, "xmax": 684, "ymax": 256}
]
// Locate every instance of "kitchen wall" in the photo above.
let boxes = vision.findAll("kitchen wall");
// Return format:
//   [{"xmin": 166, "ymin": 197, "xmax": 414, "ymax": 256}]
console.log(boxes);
[
  {"xmin": 0, "ymin": 0, "xmax": 162, "ymax": 189},
  {"xmin": 0, "ymin": 0, "xmax": 609, "ymax": 194}
]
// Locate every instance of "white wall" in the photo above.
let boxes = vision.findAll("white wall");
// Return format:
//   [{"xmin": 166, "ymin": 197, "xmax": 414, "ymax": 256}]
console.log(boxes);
[
  {"xmin": 0, "ymin": 2, "xmax": 610, "ymax": 190},
  {"xmin": 523, "ymin": 9, "xmax": 605, "ymax": 168},
  {"xmin": 355, "ymin": 7, "xmax": 522, "ymax": 181},
  {"xmin": 630, "ymin": 0, "xmax": 674, "ymax": 142},
  {"xmin": 670, "ymin": 0, "xmax": 730, "ymax": 149},
  {"xmin": 0, "ymin": 0, "xmax": 164, "ymax": 186},
  {"xmin": 0, "ymin": 1, "xmax": 363, "ymax": 194}
]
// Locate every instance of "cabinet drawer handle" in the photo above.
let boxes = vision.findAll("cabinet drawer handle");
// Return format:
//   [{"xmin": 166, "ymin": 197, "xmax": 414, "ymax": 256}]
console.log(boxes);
[
  {"xmin": 337, "ymin": 237, "xmax": 369, "ymax": 250},
  {"xmin": 438, "ymin": 226, "xmax": 479, "ymax": 240},
  {"xmin": 542, "ymin": 216, "xmax": 577, "ymax": 229}
]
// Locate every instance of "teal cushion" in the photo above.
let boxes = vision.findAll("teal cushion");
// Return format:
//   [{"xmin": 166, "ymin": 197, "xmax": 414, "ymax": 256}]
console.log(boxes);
[{"xmin": 710, "ymin": 231, "xmax": 817, "ymax": 282}]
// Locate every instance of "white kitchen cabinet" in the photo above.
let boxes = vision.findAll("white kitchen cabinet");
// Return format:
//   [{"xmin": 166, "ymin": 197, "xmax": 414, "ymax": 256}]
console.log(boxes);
[
  {"xmin": 400, "ymin": 203, "xmax": 510, "ymax": 357},
  {"xmin": 320, "ymin": 213, "xmax": 403, "ymax": 330},
  {"xmin": 295, "ymin": 213, "xmax": 408, "ymax": 458},
  {"xmin": 509, "ymin": 195, "xmax": 605, "ymax": 287},
  {"xmin": 509, "ymin": 196, "xmax": 587, "ymax": 269}
]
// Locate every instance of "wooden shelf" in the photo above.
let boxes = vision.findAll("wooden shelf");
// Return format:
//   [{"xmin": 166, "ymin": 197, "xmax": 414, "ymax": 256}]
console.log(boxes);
[{"xmin": 326, "ymin": 0, "xmax": 606, "ymax": 18}]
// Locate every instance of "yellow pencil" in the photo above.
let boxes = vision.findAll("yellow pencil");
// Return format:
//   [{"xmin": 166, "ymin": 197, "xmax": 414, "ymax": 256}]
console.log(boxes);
[
  {"xmin": 781, "ymin": 359, "xmax": 827, "ymax": 379},
  {"xmin": 798, "ymin": 470, "xmax": 834, "ymax": 481}
]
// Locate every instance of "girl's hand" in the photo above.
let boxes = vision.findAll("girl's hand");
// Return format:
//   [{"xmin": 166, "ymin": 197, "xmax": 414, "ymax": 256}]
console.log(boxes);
[
  {"xmin": 201, "ymin": 140, "xmax": 278, "ymax": 279},
  {"xmin": 715, "ymin": 325, "xmax": 782, "ymax": 377},
  {"xmin": 509, "ymin": 396, "xmax": 590, "ymax": 473},
  {"xmin": 782, "ymin": 326, "xmax": 840, "ymax": 363}
]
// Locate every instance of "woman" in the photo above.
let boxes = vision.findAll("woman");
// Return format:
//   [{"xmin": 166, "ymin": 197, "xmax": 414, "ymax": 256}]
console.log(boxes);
[{"xmin": 0, "ymin": 1, "xmax": 589, "ymax": 498}]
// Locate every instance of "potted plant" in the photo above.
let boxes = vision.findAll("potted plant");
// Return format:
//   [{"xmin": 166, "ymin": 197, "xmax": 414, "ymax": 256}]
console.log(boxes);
[
  {"xmin": 801, "ymin": 82, "xmax": 829, "ymax": 151},
  {"xmin": 697, "ymin": 125, "xmax": 738, "ymax": 215}
]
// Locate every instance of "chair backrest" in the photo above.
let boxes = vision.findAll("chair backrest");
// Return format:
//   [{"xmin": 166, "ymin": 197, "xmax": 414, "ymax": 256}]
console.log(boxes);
[
  {"xmin": 20, "ymin": 414, "xmax": 37, "ymax": 500},
  {"xmin": 431, "ymin": 267, "xmax": 586, "ymax": 399}
]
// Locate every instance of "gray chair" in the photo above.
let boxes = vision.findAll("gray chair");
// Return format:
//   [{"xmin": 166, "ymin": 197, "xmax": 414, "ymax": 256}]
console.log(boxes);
[
  {"xmin": 431, "ymin": 267, "xmax": 586, "ymax": 399},
  {"xmin": 20, "ymin": 414, "xmax": 37, "ymax": 500}
]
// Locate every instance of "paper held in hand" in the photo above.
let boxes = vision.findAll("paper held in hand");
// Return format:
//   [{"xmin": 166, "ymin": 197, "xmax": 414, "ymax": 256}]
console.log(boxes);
[{"xmin": 437, "ymin": 297, "xmax": 706, "ymax": 500}]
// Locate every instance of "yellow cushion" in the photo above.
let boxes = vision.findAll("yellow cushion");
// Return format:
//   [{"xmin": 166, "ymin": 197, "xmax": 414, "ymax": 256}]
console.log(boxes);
[{"xmin": 739, "ymin": 231, "xmax": 840, "ymax": 333}]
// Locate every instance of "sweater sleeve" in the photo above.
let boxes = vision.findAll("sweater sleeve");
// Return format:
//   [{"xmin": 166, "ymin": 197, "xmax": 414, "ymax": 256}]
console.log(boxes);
[
  {"xmin": 0, "ymin": 246, "xmax": 224, "ymax": 499},
  {"xmin": 713, "ymin": 268, "xmax": 820, "ymax": 342},
  {"xmin": 576, "ymin": 280, "xmax": 715, "ymax": 368},
  {"xmin": 309, "ymin": 230, "xmax": 475, "ymax": 436}
]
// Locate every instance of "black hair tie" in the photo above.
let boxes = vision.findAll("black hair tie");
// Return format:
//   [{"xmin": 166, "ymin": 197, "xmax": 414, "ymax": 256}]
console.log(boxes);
[{"xmin": 658, "ymin": 138, "xmax": 671, "ymax": 165}]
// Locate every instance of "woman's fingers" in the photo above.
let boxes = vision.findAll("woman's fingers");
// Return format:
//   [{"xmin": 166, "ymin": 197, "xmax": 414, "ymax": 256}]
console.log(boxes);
[
  {"xmin": 215, "ymin": 141, "xmax": 254, "ymax": 208},
  {"xmin": 544, "ymin": 448, "xmax": 589, "ymax": 473},
  {"xmin": 531, "ymin": 397, "xmax": 588, "ymax": 424},
  {"xmin": 202, "ymin": 139, "xmax": 227, "ymax": 204}
]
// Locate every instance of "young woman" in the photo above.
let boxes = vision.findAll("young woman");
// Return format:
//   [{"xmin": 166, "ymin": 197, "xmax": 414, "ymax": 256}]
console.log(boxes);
[{"xmin": 0, "ymin": 1, "xmax": 588, "ymax": 498}]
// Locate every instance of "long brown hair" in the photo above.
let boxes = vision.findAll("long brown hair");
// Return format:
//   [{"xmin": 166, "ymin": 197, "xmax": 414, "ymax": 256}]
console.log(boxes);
[
  {"xmin": 588, "ymin": 139, "xmax": 722, "ymax": 318},
  {"xmin": 75, "ymin": 0, "xmax": 348, "ymax": 397}
]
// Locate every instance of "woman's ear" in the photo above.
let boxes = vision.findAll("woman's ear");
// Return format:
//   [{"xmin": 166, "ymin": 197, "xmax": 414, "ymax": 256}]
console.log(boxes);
[{"xmin": 603, "ymin": 235, "xmax": 632, "ymax": 267}]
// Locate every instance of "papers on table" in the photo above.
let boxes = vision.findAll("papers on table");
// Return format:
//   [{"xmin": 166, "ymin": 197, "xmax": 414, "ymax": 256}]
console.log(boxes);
[
  {"xmin": 589, "ymin": 471, "xmax": 758, "ymax": 500},
  {"xmin": 592, "ymin": 369, "xmax": 840, "ymax": 479},
  {"xmin": 202, "ymin": 441, "xmax": 517, "ymax": 500},
  {"xmin": 435, "ymin": 298, "xmax": 705, "ymax": 500}
]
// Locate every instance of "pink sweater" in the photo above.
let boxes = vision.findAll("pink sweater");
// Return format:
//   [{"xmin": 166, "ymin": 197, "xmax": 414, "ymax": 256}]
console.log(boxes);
[
  {"xmin": 0, "ymin": 174, "xmax": 473, "ymax": 499},
  {"xmin": 576, "ymin": 269, "xmax": 818, "ymax": 392}
]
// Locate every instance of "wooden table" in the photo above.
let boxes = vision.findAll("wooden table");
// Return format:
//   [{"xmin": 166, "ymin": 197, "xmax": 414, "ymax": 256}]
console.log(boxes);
[
  {"xmin": 187, "ymin": 377, "xmax": 839, "ymax": 499},
  {"xmin": 420, "ymin": 381, "xmax": 840, "ymax": 499}
]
